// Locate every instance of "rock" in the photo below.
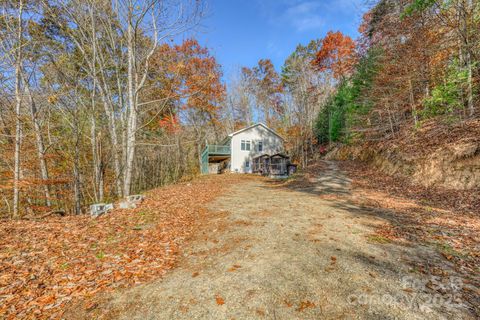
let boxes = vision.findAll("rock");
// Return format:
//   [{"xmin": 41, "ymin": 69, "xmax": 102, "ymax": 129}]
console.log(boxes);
[
  {"xmin": 90, "ymin": 204, "xmax": 106, "ymax": 217},
  {"xmin": 90, "ymin": 203, "xmax": 114, "ymax": 217},
  {"xmin": 119, "ymin": 201, "xmax": 136, "ymax": 209},
  {"xmin": 127, "ymin": 195, "xmax": 144, "ymax": 203},
  {"xmin": 118, "ymin": 194, "xmax": 144, "ymax": 210}
]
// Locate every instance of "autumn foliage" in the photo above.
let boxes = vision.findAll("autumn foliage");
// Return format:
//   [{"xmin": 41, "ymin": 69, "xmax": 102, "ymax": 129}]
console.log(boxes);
[{"xmin": 313, "ymin": 31, "xmax": 356, "ymax": 80}]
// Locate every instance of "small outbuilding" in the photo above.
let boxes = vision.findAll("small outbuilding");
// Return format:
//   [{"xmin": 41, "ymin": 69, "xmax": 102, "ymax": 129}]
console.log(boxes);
[
  {"xmin": 252, "ymin": 153, "xmax": 296, "ymax": 177},
  {"xmin": 252, "ymin": 154, "xmax": 271, "ymax": 174}
]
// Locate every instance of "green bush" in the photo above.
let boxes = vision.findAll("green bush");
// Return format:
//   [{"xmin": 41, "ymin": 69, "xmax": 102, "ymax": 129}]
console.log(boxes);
[
  {"xmin": 315, "ymin": 48, "xmax": 379, "ymax": 144},
  {"xmin": 422, "ymin": 60, "xmax": 469, "ymax": 118}
]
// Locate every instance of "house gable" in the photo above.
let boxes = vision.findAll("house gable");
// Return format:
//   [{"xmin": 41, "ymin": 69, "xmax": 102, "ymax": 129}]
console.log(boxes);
[
  {"xmin": 228, "ymin": 123, "xmax": 284, "ymax": 141},
  {"xmin": 229, "ymin": 123, "xmax": 284, "ymax": 173}
]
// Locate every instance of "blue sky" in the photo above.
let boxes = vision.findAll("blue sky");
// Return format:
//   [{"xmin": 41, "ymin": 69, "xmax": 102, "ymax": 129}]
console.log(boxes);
[{"xmin": 187, "ymin": 0, "xmax": 367, "ymax": 78}]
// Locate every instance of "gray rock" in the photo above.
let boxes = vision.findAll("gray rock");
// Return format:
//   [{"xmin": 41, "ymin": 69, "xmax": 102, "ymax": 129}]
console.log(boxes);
[
  {"xmin": 90, "ymin": 203, "xmax": 114, "ymax": 217},
  {"xmin": 119, "ymin": 201, "xmax": 137, "ymax": 209},
  {"xmin": 127, "ymin": 194, "xmax": 144, "ymax": 203}
]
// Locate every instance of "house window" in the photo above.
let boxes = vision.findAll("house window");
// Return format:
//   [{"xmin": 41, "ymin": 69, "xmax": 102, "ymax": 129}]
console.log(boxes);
[
  {"xmin": 258, "ymin": 141, "xmax": 263, "ymax": 152},
  {"xmin": 245, "ymin": 160, "xmax": 250, "ymax": 168},
  {"xmin": 241, "ymin": 140, "xmax": 251, "ymax": 151}
]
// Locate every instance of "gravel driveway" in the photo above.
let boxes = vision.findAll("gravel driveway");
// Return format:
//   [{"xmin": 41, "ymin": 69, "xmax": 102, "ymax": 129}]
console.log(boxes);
[{"xmin": 84, "ymin": 162, "xmax": 473, "ymax": 319}]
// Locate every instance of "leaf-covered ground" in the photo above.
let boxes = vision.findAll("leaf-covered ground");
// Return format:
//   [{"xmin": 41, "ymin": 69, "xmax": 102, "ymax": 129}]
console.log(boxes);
[
  {"xmin": 337, "ymin": 160, "xmax": 480, "ymax": 315},
  {"xmin": 2, "ymin": 162, "xmax": 479, "ymax": 319},
  {"xmin": 63, "ymin": 161, "xmax": 474, "ymax": 319},
  {"xmin": 377, "ymin": 118, "xmax": 480, "ymax": 158},
  {"xmin": 0, "ymin": 175, "xmax": 249, "ymax": 319}
]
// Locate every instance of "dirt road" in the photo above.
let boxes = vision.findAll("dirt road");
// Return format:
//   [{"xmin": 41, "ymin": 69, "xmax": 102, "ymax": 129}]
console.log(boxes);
[{"xmin": 86, "ymin": 162, "xmax": 473, "ymax": 319}]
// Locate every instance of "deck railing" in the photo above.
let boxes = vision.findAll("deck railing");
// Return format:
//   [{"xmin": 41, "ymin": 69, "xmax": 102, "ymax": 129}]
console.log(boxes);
[
  {"xmin": 207, "ymin": 144, "xmax": 231, "ymax": 155},
  {"xmin": 201, "ymin": 144, "xmax": 231, "ymax": 174}
]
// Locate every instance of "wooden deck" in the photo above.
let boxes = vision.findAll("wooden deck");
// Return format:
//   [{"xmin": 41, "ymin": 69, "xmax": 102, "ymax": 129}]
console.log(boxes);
[{"xmin": 201, "ymin": 144, "xmax": 231, "ymax": 174}]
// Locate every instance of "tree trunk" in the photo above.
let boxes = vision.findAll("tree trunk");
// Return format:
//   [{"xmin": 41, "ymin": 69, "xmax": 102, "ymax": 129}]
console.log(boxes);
[
  {"xmin": 73, "ymin": 132, "xmax": 82, "ymax": 215},
  {"xmin": 408, "ymin": 78, "xmax": 418, "ymax": 126},
  {"xmin": 89, "ymin": 4, "xmax": 103, "ymax": 202},
  {"xmin": 124, "ymin": 5, "xmax": 137, "ymax": 197},
  {"xmin": 95, "ymin": 83, "xmax": 122, "ymax": 197},
  {"xmin": 25, "ymin": 80, "xmax": 51, "ymax": 207},
  {"xmin": 72, "ymin": 109, "xmax": 82, "ymax": 215},
  {"xmin": 466, "ymin": 51, "xmax": 474, "ymax": 117},
  {"xmin": 197, "ymin": 142, "xmax": 203, "ymax": 173},
  {"xmin": 386, "ymin": 105, "xmax": 395, "ymax": 137},
  {"xmin": 13, "ymin": 0, "xmax": 24, "ymax": 219},
  {"xmin": 90, "ymin": 101, "xmax": 100, "ymax": 201},
  {"xmin": 88, "ymin": 4, "xmax": 123, "ymax": 198}
]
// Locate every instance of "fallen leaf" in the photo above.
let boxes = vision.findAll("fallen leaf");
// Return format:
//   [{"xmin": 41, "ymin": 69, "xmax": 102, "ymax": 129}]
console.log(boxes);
[
  {"xmin": 296, "ymin": 300, "xmax": 315, "ymax": 312},
  {"xmin": 86, "ymin": 301, "xmax": 98, "ymax": 311},
  {"xmin": 227, "ymin": 264, "xmax": 242, "ymax": 272},
  {"xmin": 284, "ymin": 299, "xmax": 293, "ymax": 308}
]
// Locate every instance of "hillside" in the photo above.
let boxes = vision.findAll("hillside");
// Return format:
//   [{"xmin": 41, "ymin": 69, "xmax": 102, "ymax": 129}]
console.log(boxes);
[{"xmin": 327, "ymin": 118, "xmax": 480, "ymax": 191}]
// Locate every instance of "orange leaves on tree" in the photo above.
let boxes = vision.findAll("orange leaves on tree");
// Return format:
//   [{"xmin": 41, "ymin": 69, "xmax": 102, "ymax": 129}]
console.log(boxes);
[
  {"xmin": 158, "ymin": 114, "xmax": 180, "ymax": 133},
  {"xmin": 149, "ymin": 38, "xmax": 225, "ymax": 128},
  {"xmin": 314, "ymin": 31, "xmax": 357, "ymax": 80}
]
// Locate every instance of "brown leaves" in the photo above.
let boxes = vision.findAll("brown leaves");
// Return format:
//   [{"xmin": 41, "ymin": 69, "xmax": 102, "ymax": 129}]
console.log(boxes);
[
  {"xmin": 336, "ymin": 159, "xmax": 480, "ymax": 312},
  {"xmin": 324, "ymin": 256, "xmax": 338, "ymax": 272},
  {"xmin": 215, "ymin": 295, "xmax": 225, "ymax": 305},
  {"xmin": 0, "ymin": 175, "xmax": 243, "ymax": 319},
  {"xmin": 296, "ymin": 300, "xmax": 315, "ymax": 312},
  {"xmin": 227, "ymin": 264, "xmax": 241, "ymax": 272}
]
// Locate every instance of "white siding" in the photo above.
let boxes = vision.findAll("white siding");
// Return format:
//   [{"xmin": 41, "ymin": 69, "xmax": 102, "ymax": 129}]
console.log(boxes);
[{"xmin": 230, "ymin": 125, "xmax": 284, "ymax": 173}]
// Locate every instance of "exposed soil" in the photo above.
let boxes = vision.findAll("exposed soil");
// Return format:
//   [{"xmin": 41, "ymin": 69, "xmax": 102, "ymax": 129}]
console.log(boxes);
[
  {"xmin": 326, "ymin": 119, "xmax": 480, "ymax": 191},
  {"xmin": 338, "ymin": 160, "xmax": 480, "ymax": 315},
  {"xmin": 69, "ymin": 161, "xmax": 476, "ymax": 319}
]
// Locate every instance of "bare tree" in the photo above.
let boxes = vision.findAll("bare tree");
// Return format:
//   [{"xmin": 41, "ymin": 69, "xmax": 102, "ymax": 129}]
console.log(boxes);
[
  {"xmin": 0, "ymin": 0, "xmax": 26, "ymax": 217},
  {"xmin": 23, "ymin": 73, "xmax": 52, "ymax": 207},
  {"xmin": 120, "ymin": 0, "xmax": 204, "ymax": 196}
]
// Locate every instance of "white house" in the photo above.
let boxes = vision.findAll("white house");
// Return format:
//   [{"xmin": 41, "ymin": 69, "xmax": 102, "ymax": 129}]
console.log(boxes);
[{"xmin": 201, "ymin": 123, "xmax": 285, "ymax": 174}]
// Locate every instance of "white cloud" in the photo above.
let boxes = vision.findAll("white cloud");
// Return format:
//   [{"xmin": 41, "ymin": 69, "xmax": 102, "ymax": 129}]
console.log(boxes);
[
  {"xmin": 257, "ymin": 0, "xmax": 325, "ymax": 32},
  {"xmin": 284, "ymin": 1, "xmax": 324, "ymax": 31},
  {"xmin": 258, "ymin": 0, "xmax": 365, "ymax": 33}
]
